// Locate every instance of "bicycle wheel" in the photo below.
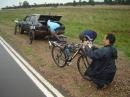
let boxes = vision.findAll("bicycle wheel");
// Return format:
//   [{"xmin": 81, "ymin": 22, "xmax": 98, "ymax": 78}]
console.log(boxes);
[
  {"xmin": 77, "ymin": 55, "xmax": 90, "ymax": 79},
  {"xmin": 52, "ymin": 46, "xmax": 66, "ymax": 67}
]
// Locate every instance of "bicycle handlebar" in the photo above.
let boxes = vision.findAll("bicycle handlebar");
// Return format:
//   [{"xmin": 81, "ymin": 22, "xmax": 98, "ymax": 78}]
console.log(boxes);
[{"xmin": 49, "ymin": 40, "xmax": 67, "ymax": 47}]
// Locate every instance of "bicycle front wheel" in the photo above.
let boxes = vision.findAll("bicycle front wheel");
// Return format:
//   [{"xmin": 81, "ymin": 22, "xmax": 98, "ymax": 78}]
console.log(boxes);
[
  {"xmin": 52, "ymin": 46, "xmax": 66, "ymax": 67},
  {"xmin": 77, "ymin": 55, "xmax": 90, "ymax": 79}
]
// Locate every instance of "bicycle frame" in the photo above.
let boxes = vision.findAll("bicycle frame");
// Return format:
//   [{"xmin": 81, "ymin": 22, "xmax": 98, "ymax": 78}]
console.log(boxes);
[
  {"xmin": 69, "ymin": 44, "xmax": 89, "ymax": 65},
  {"xmin": 50, "ymin": 40, "xmax": 85, "ymax": 61},
  {"xmin": 67, "ymin": 47, "xmax": 81, "ymax": 61}
]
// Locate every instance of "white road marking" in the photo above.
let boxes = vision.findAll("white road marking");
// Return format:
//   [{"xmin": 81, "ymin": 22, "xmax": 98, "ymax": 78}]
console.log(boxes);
[
  {"xmin": 0, "ymin": 39, "xmax": 54, "ymax": 97},
  {"xmin": 0, "ymin": 36, "xmax": 64, "ymax": 97}
]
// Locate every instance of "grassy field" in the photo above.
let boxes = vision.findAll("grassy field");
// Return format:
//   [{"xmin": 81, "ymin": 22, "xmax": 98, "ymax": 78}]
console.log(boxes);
[
  {"xmin": 0, "ymin": 5, "xmax": 130, "ymax": 97},
  {"xmin": 0, "ymin": 5, "xmax": 130, "ymax": 57}
]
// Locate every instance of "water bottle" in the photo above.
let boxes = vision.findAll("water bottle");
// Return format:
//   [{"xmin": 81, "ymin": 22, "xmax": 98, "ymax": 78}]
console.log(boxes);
[{"xmin": 64, "ymin": 45, "xmax": 71, "ymax": 60}]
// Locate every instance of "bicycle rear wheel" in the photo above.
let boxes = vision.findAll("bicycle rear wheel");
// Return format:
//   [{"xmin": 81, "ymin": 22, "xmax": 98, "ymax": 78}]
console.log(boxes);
[
  {"xmin": 77, "ymin": 55, "xmax": 90, "ymax": 79},
  {"xmin": 52, "ymin": 46, "xmax": 66, "ymax": 67}
]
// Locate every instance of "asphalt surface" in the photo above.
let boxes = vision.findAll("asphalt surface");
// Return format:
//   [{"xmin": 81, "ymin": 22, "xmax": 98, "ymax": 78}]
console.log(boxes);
[{"xmin": 0, "ymin": 41, "xmax": 46, "ymax": 97}]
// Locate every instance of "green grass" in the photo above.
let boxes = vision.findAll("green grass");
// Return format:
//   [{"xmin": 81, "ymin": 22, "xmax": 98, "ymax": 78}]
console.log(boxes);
[{"xmin": 0, "ymin": 6, "xmax": 130, "ymax": 57}]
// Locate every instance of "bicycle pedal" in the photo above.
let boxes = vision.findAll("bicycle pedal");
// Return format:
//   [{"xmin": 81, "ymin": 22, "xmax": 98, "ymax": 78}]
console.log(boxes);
[{"xmin": 67, "ymin": 61, "xmax": 72, "ymax": 66}]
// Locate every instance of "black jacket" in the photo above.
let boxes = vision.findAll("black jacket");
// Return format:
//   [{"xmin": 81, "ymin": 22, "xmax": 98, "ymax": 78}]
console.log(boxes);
[{"xmin": 85, "ymin": 45, "xmax": 117, "ymax": 84}]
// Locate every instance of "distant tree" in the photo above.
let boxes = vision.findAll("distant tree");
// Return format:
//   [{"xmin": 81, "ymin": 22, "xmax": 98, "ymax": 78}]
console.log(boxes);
[
  {"xmin": 114, "ymin": 0, "xmax": 127, "ymax": 4},
  {"xmin": 126, "ymin": 0, "xmax": 130, "ymax": 4},
  {"xmin": 116, "ymin": 0, "xmax": 121, "ymax": 3},
  {"xmin": 13, "ymin": 4, "xmax": 15, "ymax": 7},
  {"xmin": 44, "ymin": 2, "xmax": 47, "ymax": 7},
  {"xmin": 19, "ymin": 2, "xmax": 22, "ymax": 7},
  {"xmin": 53, "ymin": 3, "xmax": 59, "ymax": 8},
  {"xmin": 79, "ymin": 0, "xmax": 82, "ymax": 6},
  {"xmin": 22, "ymin": 1, "xmax": 30, "ymax": 7},
  {"xmin": 104, "ymin": 0, "xmax": 109, "ymax": 4},
  {"xmin": 104, "ymin": 0, "xmax": 113, "ymax": 4},
  {"xmin": 122, "ymin": 0, "xmax": 125, "ymax": 4},
  {"xmin": 34, "ymin": 3, "xmax": 37, "ymax": 6},
  {"xmin": 59, "ymin": 3, "xmax": 64, "ymax": 6},
  {"xmin": 89, "ymin": 0, "xmax": 95, "ymax": 5},
  {"xmin": 73, "ymin": 0, "xmax": 76, "ymax": 6},
  {"xmin": 108, "ymin": 0, "xmax": 113, "ymax": 4},
  {"xmin": 82, "ymin": 1, "xmax": 87, "ymax": 5},
  {"xmin": 6, "ymin": 6, "xmax": 9, "ymax": 8}
]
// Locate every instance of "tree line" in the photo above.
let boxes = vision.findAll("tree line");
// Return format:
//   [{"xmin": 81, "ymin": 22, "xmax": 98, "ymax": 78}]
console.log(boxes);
[
  {"xmin": 2, "ymin": 0, "xmax": 130, "ymax": 10},
  {"xmin": 104, "ymin": 0, "xmax": 130, "ymax": 4}
]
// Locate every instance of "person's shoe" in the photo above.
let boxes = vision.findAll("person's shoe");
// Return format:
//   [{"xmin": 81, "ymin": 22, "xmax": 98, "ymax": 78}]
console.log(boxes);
[
  {"xmin": 84, "ymin": 76, "xmax": 92, "ymax": 81},
  {"xmin": 66, "ymin": 58, "xmax": 72, "ymax": 66},
  {"xmin": 96, "ymin": 84, "xmax": 104, "ymax": 90},
  {"xmin": 67, "ymin": 61, "xmax": 72, "ymax": 66}
]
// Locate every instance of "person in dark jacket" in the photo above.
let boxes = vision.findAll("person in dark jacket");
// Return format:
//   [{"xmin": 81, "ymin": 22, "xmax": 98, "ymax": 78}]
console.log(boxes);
[{"xmin": 85, "ymin": 33, "xmax": 118, "ymax": 89}]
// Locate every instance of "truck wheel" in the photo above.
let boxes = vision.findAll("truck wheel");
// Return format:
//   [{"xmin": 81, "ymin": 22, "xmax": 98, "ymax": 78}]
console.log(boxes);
[{"xmin": 20, "ymin": 27, "xmax": 24, "ymax": 34}]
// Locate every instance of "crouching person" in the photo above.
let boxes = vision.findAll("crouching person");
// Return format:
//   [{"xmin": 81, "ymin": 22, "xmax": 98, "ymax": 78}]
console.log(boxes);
[
  {"xmin": 84, "ymin": 33, "xmax": 118, "ymax": 89},
  {"xmin": 47, "ymin": 20, "xmax": 65, "ymax": 42}
]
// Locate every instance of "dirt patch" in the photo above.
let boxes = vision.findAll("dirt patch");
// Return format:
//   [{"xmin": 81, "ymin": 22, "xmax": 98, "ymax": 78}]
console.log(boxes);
[{"xmin": 1, "ymin": 24, "xmax": 130, "ymax": 97}]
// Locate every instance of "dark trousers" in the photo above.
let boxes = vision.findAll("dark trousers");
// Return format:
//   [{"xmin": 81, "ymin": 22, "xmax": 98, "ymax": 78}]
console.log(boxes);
[{"xmin": 85, "ymin": 68, "xmax": 116, "ymax": 88}]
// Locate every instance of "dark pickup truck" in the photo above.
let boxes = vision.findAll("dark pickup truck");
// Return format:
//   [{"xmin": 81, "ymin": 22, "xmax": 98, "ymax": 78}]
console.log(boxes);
[{"xmin": 14, "ymin": 14, "xmax": 65, "ymax": 44}]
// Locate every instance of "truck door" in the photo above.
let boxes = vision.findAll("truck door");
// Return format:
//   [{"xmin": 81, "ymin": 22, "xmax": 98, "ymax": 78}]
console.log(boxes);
[{"xmin": 22, "ymin": 16, "xmax": 31, "ymax": 32}]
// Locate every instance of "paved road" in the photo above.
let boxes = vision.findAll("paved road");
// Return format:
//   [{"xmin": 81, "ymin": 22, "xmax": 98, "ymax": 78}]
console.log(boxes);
[{"xmin": 0, "ymin": 40, "xmax": 48, "ymax": 97}]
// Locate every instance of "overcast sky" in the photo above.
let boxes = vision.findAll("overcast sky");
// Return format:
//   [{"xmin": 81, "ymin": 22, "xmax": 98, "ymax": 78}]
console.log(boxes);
[{"xmin": 0, "ymin": 0, "xmax": 103, "ymax": 8}]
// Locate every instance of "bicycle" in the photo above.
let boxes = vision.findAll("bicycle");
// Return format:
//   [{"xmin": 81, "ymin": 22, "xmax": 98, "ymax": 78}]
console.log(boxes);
[{"xmin": 49, "ymin": 38, "xmax": 92, "ymax": 79}]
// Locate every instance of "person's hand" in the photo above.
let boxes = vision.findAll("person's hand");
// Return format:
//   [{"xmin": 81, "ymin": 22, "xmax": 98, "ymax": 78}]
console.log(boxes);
[
  {"xmin": 83, "ymin": 41, "xmax": 93, "ymax": 48},
  {"xmin": 87, "ymin": 41, "xmax": 93, "ymax": 48}
]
